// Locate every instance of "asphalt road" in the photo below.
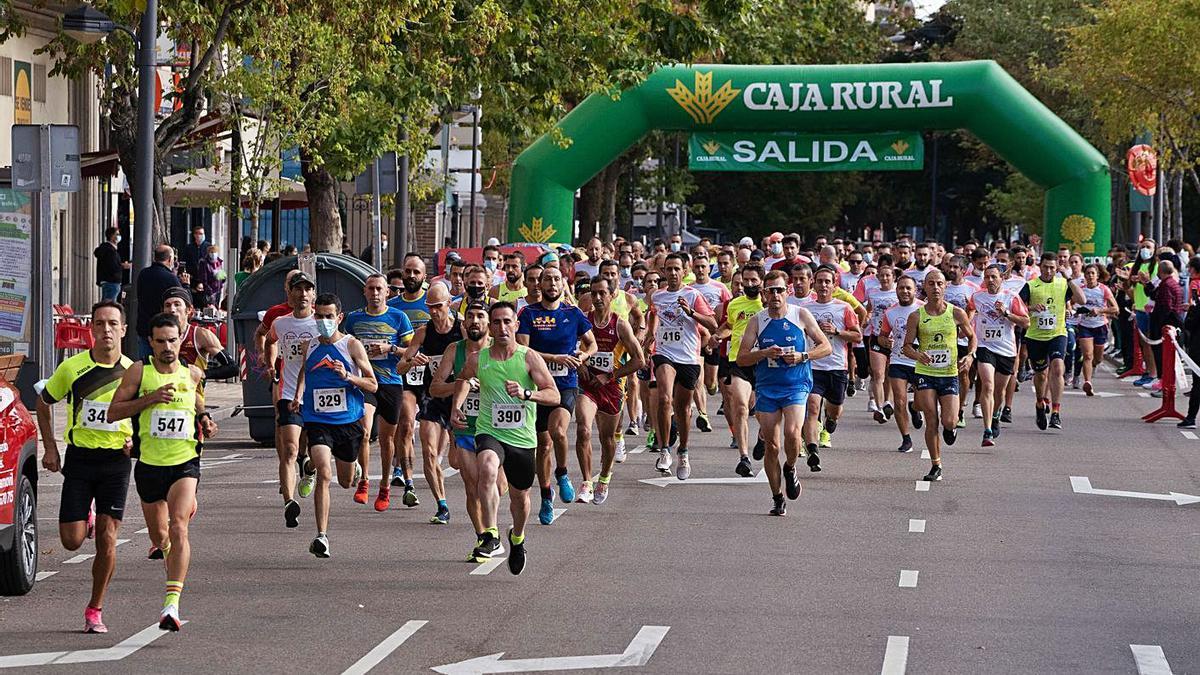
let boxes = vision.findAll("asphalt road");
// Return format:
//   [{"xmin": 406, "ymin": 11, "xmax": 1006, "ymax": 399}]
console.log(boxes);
[{"xmin": 2, "ymin": 364, "xmax": 1198, "ymax": 674}]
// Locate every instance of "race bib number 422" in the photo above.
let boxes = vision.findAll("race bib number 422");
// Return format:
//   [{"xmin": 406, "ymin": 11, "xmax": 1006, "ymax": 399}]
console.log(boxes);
[{"xmin": 926, "ymin": 349, "xmax": 951, "ymax": 367}]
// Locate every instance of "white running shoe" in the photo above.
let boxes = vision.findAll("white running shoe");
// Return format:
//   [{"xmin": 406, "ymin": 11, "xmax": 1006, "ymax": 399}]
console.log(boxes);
[
  {"xmin": 655, "ymin": 448, "xmax": 673, "ymax": 473},
  {"xmin": 614, "ymin": 442, "xmax": 628, "ymax": 463},
  {"xmin": 576, "ymin": 481, "xmax": 594, "ymax": 503},
  {"xmin": 675, "ymin": 453, "xmax": 691, "ymax": 481},
  {"xmin": 972, "ymin": 402, "xmax": 983, "ymax": 419},
  {"xmin": 158, "ymin": 604, "xmax": 181, "ymax": 632}
]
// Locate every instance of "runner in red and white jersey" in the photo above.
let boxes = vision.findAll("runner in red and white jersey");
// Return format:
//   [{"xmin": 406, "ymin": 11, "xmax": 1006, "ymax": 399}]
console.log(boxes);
[
  {"xmin": 865, "ymin": 265, "xmax": 898, "ymax": 423},
  {"xmin": 801, "ymin": 266, "xmax": 862, "ymax": 463},
  {"xmin": 878, "ymin": 276, "xmax": 924, "ymax": 453},
  {"xmin": 941, "ymin": 256, "xmax": 979, "ymax": 426},
  {"xmin": 643, "ymin": 253, "xmax": 716, "ymax": 480},
  {"xmin": 690, "ymin": 251, "xmax": 732, "ymax": 434},
  {"xmin": 968, "ymin": 265, "xmax": 1029, "ymax": 447}
]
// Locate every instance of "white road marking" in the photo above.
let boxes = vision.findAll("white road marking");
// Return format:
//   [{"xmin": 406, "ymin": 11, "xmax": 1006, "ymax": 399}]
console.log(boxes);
[
  {"xmin": 34, "ymin": 571, "xmax": 57, "ymax": 582},
  {"xmin": 432, "ymin": 625, "xmax": 669, "ymax": 674},
  {"xmin": 898, "ymin": 570, "xmax": 919, "ymax": 588},
  {"xmin": 1130, "ymin": 644, "xmax": 1173, "ymax": 675},
  {"xmin": 470, "ymin": 558, "xmax": 507, "ymax": 576},
  {"xmin": 915, "ymin": 481, "xmax": 930, "ymax": 492},
  {"xmin": 1139, "ymin": 392, "xmax": 1152, "ymax": 398},
  {"xmin": 1070, "ymin": 476, "xmax": 1200, "ymax": 506},
  {"xmin": 639, "ymin": 469, "xmax": 767, "ymax": 487},
  {"xmin": 1062, "ymin": 390, "xmax": 1122, "ymax": 397},
  {"xmin": 340, "ymin": 620, "xmax": 428, "ymax": 675},
  {"xmin": 1181, "ymin": 431, "xmax": 1198, "ymax": 440},
  {"xmin": 0, "ymin": 623, "xmax": 184, "ymax": 668},
  {"xmin": 550, "ymin": 508, "xmax": 566, "ymax": 524},
  {"xmin": 919, "ymin": 449, "xmax": 930, "ymax": 460},
  {"xmin": 63, "ymin": 539, "xmax": 129, "ymax": 564},
  {"xmin": 908, "ymin": 519, "xmax": 925, "ymax": 533},
  {"xmin": 135, "ymin": 528, "xmax": 149, "ymax": 535},
  {"xmin": 880, "ymin": 635, "xmax": 910, "ymax": 675}
]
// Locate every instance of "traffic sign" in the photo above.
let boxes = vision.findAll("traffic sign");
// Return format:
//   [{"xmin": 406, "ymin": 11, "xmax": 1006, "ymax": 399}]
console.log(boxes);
[{"xmin": 10, "ymin": 124, "xmax": 80, "ymax": 193}]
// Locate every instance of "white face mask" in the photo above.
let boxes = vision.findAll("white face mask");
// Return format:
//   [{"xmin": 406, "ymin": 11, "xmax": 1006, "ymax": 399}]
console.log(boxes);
[
  {"xmin": 770, "ymin": 243, "xmax": 783, "ymax": 256},
  {"xmin": 316, "ymin": 318, "xmax": 337, "ymax": 339},
  {"xmin": 115, "ymin": 235, "xmax": 122, "ymax": 244},
  {"xmin": 1139, "ymin": 248, "xmax": 1152, "ymax": 260},
  {"xmin": 670, "ymin": 242, "xmax": 681, "ymax": 252}
]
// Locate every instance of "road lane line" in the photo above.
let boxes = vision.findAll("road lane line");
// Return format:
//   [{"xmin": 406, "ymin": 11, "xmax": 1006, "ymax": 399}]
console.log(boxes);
[
  {"xmin": 340, "ymin": 620, "xmax": 428, "ymax": 675},
  {"xmin": 1139, "ymin": 392, "xmax": 1151, "ymax": 398},
  {"xmin": 908, "ymin": 519, "xmax": 925, "ymax": 533},
  {"xmin": 880, "ymin": 635, "xmax": 909, "ymax": 675},
  {"xmin": 1130, "ymin": 644, "xmax": 1173, "ymax": 675},
  {"xmin": 135, "ymin": 528, "xmax": 149, "ymax": 535},
  {"xmin": 64, "ymin": 539, "xmax": 129, "ymax": 564},
  {"xmin": 470, "ymin": 557, "xmax": 507, "ymax": 576},
  {"xmin": 1181, "ymin": 431, "xmax": 1198, "ymax": 440},
  {"xmin": 915, "ymin": 481, "xmax": 930, "ymax": 492},
  {"xmin": 920, "ymin": 449, "xmax": 930, "ymax": 460},
  {"xmin": 898, "ymin": 570, "xmax": 919, "ymax": 588},
  {"xmin": 34, "ymin": 571, "xmax": 58, "ymax": 582}
]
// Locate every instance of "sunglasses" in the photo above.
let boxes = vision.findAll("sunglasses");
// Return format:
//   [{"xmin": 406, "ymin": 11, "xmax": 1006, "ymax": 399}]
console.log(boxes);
[
  {"xmin": 426, "ymin": 301, "xmax": 448, "ymax": 309},
  {"xmin": 764, "ymin": 287, "xmax": 787, "ymax": 294},
  {"xmin": 388, "ymin": 286, "xmax": 404, "ymax": 293}
]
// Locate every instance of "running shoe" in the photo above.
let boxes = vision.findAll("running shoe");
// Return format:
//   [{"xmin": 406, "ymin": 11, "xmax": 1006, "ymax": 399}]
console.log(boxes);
[
  {"xmin": 873, "ymin": 406, "xmax": 887, "ymax": 424},
  {"xmin": 472, "ymin": 534, "xmax": 503, "ymax": 560},
  {"xmin": 1148, "ymin": 379, "xmax": 1163, "ymax": 391},
  {"xmin": 716, "ymin": 404, "xmax": 724, "ymax": 416},
  {"xmin": 819, "ymin": 429, "xmax": 832, "ymax": 448},
  {"xmin": 298, "ymin": 459, "xmax": 316, "ymax": 499},
  {"xmin": 576, "ymin": 481, "xmax": 594, "ymax": 503},
  {"xmin": 655, "ymin": 448, "xmax": 673, "ymax": 473},
  {"xmin": 882, "ymin": 402, "xmax": 894, "ymax": 420},
  {"xmin": 696, "ymin": 413, "xmax": 712, "ymax": 432},
  {"xmin": 942, "ymin": 427, "xmax": 957, "ymax": 446},
  {"xmin": 646, "ymin": 428, "xmax": 657, "ymax": 449},
  {"xmin": 982, "ymin": 429, "xmax": 995, "ymax": 447},
  {"xmin": 956, "ymin": 410, "xmax": 966, "ymax": 429},
  {"xmin": 309, "ymin": 534, "xmax": 330, "ymax": 558},
  {"xmin": 1083, "ymin": 381, "xmax": 1094, "ymax": 396},
  {"xmin": 390, "ymin": 467, "xmax": 404, "ymax": 487},
  {"xmin": 708, "ymin": 382, "xmax": 719, "ymax": 396},
  {"xmin": 592, "ymin": 481, "xmax": 609, "ymax": 505},
  {"xmin": 858, "ymin": 379, "xmax": 869, "ymax": 391},
  {"xmin": 806, "ymin": 447, "xmax": 822, "ymax": 472},
  {"xmin": 507, "ymin": 530, "xmax": 526, "ymax": 576},
  {"xmin": 539, "ymin": 497, "xmax": 555, "ymax": 525},
  {"xmin": 1177, "ymin": 418, "xmax": 1197, "ymax": 429},
  {"xmin": 614, "ymin": 443, "xmax": 628, "ymax": 464},
  {"xmin": 675, "ymin": 452, "xmax": 691, "ymax": 481},
  {"xmin": 625, "ymin": 423, "xmax": 640, "ymax": 436},
  {"xmin": 910, "ymin": 403, "xmax": 924, "ymax": 429},
  {"xmin": 922, "ymin": 465, "xmax": 943, "ymax": 482},
  {"xmin": 84, "ymin": 606, "xmax": 107, "ymax": 634},
  {"xmin": 669, "ymin": 422, "xmax": 679, "ymax": 448},
  {"xmin": 1000, "ymin": 406, "xmax": 1013, "ymax": 424},
  {"xmin": 735, "ymin": 455, "xmax": 753, "ymax": 477},
  {"xmin": 556, "ymin": 473, "xmax": 575, "ymax": 503},
  {"xmin": 85, "ymin": 507, "xmax": 96, "ymax": 540},
  {"xmin": 845, "ymin": 381, "xmax": 856, "ymax": 398},
  {"xmin": 972, "ymin": 402, "xmax": 983, "ymax": 418},
  {"xmin": 897, "ymin": 436, "xmax": 913, "ymax": 453},
  {"xmin": 374, "ymin": 488, "xmax": 390, "ymax": 512},
  {"xmin": 752, "ymin": 437, "xmax": 766, "ymax": 461},
  {"xmin": 159, "ymin": 604, "xmax": 182, "ymax": 632},
  {"xmin": 783, "ymin": 462, "xmax": 801, "ymax": 500},
  {"xmin": 1071, "ymin": 375, "xmax": 1080, "ymax": 389},
  {"xmin": 430, "ymin": 505, "xmax": 450, "ymax": 524},
  {"xmin": 770, "ymin": 495, "xmax": 787, "ymax": 517},
  {"xmin": 284, "ymin": 499, "xmax": 300, "ymax": 528},
  {"xmin": 1049, "ymin": 412, "xmax": 1062, "ymax": 429},
  {"xmin": 1035, "ymin": 402, "xmax": 1048, "ymax": 430},
  {"xmin": 1132, "ymin": 374, "xmax": 1153, "ymax": 387},
  {"xmin": 402, "ymin": 488, "xmax": 419, "ymax": 508},
  {"xmin": 353, "ymin": 479, "xmax": 369, "ymax": 504},
  {"xmin": 991, "ymin": 416, "xmax": 1002, "ymax": 439},
  {"xmin": 1018, "ymin": 367, "xmax": 1032, "ymax": 383},
  {"xmin": 148, "ymin": 546, "xmax": 164, "ymax": 560},
  {"xmin": 728, "ymin": 438, "xmax": 738, "ymax": 449}
]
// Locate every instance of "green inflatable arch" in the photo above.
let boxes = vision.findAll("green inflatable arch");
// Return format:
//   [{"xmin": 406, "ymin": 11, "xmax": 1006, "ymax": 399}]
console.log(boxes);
[{"xmin": 507, "ymin": 60, "xmax": 1110, "ymax": 255}]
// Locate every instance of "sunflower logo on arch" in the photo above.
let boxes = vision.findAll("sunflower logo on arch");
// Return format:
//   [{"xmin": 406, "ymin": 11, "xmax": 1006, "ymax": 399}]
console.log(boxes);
[
  {"xmin": 1061, "ymin": 214, "xmax": 1096, "ymax": 254},
  {"xmin": 518, "ymin": 217, "xmax": 556, "ymax": 243},
  {"xmin": 667, "ymin": 71, "xmax": 741, "ymax": 125}
]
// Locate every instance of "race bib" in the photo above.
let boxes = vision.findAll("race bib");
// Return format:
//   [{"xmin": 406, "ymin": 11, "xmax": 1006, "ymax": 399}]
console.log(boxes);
[
  {"xmin": 314, "ymin": 387, "xmax": 347, "ymax": 414},
  {"xmin": 588, "ymin": 351, "xmax": 614, "ymax": 373},
  {"xmin": 657, "ymin": 327, "xmax": 683, "ymax": 343},
  {"xmin": 768, "ymin": 345, "xmax": 795, "ymax": 369},
  {"xmin": 150, "ymin": 409, "xmax": 190, "ymax": 440},
  {"xmin": 79, "ymin": 399, "xmax": 120, "ymax": 432},
  {"xmin": 463, "ymin": 392, "xmax": 480, "ymax": 418},
  {"xmin": 285, "ymin": 340, "xmax": 307, "ymax": 362},
  {"xmin": 365, "ymin": 340, "xmax": 392, "ymax": 361},
  {"xmin": 926, "ymin": 349, "xmax": 951, "ymax": 368},
  {"xmin": 492, "ymin": 403, "xmax": 525, "ymax": 429},
  {"xmin": 1036, "ymin": 312, "xmax": 1056, "ymax": 331},
  {"xmin": 983, "ymin": 327, "xmax": 1003, "ymax": 342},
  {"xmin": 427, "ymin": 355, "xmax": 443, "ymax": 376},
  {"xmin": 546, "ymin": 359, "xmax": 569, "ymax": 377},
  {"xmin": 405, "ymin": 366, "xmax": 425, "ymax": 386}
]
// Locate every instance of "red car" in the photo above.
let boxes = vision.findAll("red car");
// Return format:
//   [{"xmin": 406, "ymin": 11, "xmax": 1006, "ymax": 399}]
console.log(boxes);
[{"xmin": 0, "ymin": 354, "xmax": 38, "ymax": 595}]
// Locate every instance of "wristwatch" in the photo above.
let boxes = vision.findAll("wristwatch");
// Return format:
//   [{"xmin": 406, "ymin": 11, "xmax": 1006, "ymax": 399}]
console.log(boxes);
[{"xmin": 523, "ymin": 388, "xmax": 532, "ymax": 401}]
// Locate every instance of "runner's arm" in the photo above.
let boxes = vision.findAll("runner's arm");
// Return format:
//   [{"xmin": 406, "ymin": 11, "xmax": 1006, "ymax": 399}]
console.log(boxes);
[
  {"xmin": 798, "ymin": 308, "xmax": 834, "ymax": 362},
  {"xmin": 576, "ymin": 329, "xmax": 597, "ymax": 361},
  {"xmin": 524, "ymin": 349, "xmax": 561, "ymax": 407},
  {"xmin": 954, "ymin": 307, "xmax": 976, "ymax": 367},
  {"xmin": 627, "ymin": 293, "xmax": 645, "ymax": 335},
  {"xmin": 346, "ymin": 338, "xmax": 378, "ymax": 394},
  {"xmin": 1005, "ymin": 297, "xmax": 1031, "ymax": 329},
  {"xmin": 612, "ymin": 319, "xmax": 645, "ymax": 379},
  {"xmin": 901, "ymin": 311, "xmax": 923, "ymax": 364},
  {"xmin": 877, "ymin": 314, "xmax": 893, "ymax": 351},
  {"xmin": 399, "ymin": 324, "xmax": 428, "ymax": 372},
  {"xmin": 1102, "ymin": 287, "xmax": 1119, "ymax": 317},
  {"xmin": 107, "ymin": 364, "xmax": 158, "ymax": 422},
  {"xmin": 642, "ymin": 310, "xmax": 658, "ymax": 354},
  {"xmin": 34, "ymin": 397, "xmax": 60, "ymax": 469},
  {"xmin": 838, "ymin": 306, "xmax": 863, "ymax": 344},
  {"xmin": 1068, "ymin": 278, "xmax": 1086, "ymax": 306},
  {"xmin": 451, "ymin": 352, "xmax": 479, "ymax": 412},
  {"xmin": 734, "ymin": 316, "xmax": 766, "ymax": 367},
  {"xmin": 428, "ymin": 343, "xmax": 459, "ymax": 398},
  {"xmin": 689, "ymin": 297, "xmax": 718, "ymax": 332}
]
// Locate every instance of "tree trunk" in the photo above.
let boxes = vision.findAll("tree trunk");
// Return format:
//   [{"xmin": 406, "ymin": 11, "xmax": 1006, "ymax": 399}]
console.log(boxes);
[
  {"xmin": 1172, "ymin": 170, "xmax": 1184, "ymax": 241},
  {"xmin": 249, "ymin": 206, "xmax": 260, "ymax": 247},
  {"xmin": 600, "ymin": 161, "xmax": 622, "ymax": 241},
  {"xmin": 301, "ymin": 147, "xmax": 343, "ymax": 253},
  {"xmin": 577, "ymin": 172, "xmax": 603, "ymax": 241}
]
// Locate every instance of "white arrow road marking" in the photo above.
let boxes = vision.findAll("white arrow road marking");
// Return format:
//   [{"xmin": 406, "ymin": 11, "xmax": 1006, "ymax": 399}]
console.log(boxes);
[
  {"xmin": 0, "ymin": 622, "xmax": 184, "ymax": 668},
  {"xmin": 63, "ymin": 539, "xmax": 129, "ymax": 564},
  {"xmin": 432, "ymin": 625, "xmax": 669, "ymax": 674},
  {"xmin": 1062, "ymin": 390, "xmax": 1122, "ymax": 398},
  {"xmin": 340, "ymin": 620, "xmax": 427, "ymax": 675},
  {"xmin": 639, "ymin": 469, "xmax": 767, "ymax": 487},
  {"xmin": 880, "ymin": 635, "xmax": 910, "ymax": 675},
  {"xmin": 920, "ymin": 449, "xmax": 930, "ymax": 460},
  {"xmin": 470, "ymin": 558, "xmax": 506, "ymax": 576},
  {"xmin": 549, "ymin": 508, "xmax": 566, "ymax": 524},
  {"xmin": 1180, "ymin": 431, "xmax": 1198, "ymax": 440},
  {"xmin": 915, "ymin": 481, "xmax": 930, "ymax": 492},
  {"xmin": 34, "ymin": 571, "xmax": 57, "ymax": 582},
  {"xmin": 898, "ymin": 570, "xmax": 919, "ymax": 588},
  {"xmin": 1070, "ymin": 476, "xmax": 1200, "ymax": 506},
  {"xmin": 908, "ymin": 519, "xmax": 925, "ymax": 533},
  {"xmin": 200, "ymin": 453, "xmax": 247, "ymax": 468},
  {"xmin": 1130, "ymin": 644, "xmax": 1173, "ymax": 675}
]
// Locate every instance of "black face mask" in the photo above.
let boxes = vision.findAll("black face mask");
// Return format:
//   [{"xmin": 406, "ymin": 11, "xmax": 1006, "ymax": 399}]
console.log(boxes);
[
  {"xmin": 466, "ymin": 285, "xmax": 486, "ymax": 299},
  {"xmin": 743, "ymin": 285, "xmax": 761, "ymax": 298}
]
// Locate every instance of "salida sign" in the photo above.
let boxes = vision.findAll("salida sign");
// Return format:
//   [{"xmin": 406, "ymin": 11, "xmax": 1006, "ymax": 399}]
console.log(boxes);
[{"xmin": 689, "ymin": 131, "xmax": 923, "ymax": 172}]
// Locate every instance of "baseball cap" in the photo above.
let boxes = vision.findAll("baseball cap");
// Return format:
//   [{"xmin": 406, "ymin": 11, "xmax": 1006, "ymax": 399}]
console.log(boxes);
[
  {"xmin": 446, "ymin": 251, "xmax": 463, "ymax": 263},
  {"xmin": 738, "ymin": 236, "xmax": 754, "ymax": 247},
  {"xmin": 163, "ymin": 286, "xmax": 193, "ymax": 307},
  {"xmin": 750, "ymin": 250, "xmax": 765, "ymax": 261},
  {"xmin": 288, "ymin": 272, "xmax": 315, "ymax": 289},
  {"xmin": 485, "ymin": 237, "xmax": 501, "ymax": 247}
]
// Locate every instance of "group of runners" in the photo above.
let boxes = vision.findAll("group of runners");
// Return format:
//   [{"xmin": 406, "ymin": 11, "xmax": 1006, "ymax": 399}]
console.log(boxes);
[{"xmin": 35, "ymin": 232, "xmax": 1113, "ymax": 635}]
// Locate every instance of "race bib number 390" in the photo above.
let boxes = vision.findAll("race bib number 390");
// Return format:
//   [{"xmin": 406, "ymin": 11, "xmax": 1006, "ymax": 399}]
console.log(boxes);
[
  {"xmin": 150, "ymin": 410, "xmax": 190, "ymax": 440},
  {"xmin": 80, "ymin": 399, "xmax": 120, "ymax": 432},
  {"xmin": 492, "ymin": 403, "xmax": 525, "ymax": 429},
  {"xmin": 314, "ymin": 387, "xmax": 347, "ymax": 413}
]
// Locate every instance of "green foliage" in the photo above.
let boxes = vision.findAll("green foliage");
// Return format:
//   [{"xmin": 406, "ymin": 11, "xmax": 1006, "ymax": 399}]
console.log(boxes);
[{"xmin": 983, "ymin": 171, "xmax": 1045, "ymax": 236}]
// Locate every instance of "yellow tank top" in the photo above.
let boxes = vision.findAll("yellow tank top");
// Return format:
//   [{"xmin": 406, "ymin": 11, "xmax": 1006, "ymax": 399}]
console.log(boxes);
[
  {"xmin": 1026, "ymin": 276, "xmax": 1068, "ymax": 340},
  {"xmin": 496, "ymin": 282, "xmax": 525, "ymax": 303},
  {"xmin": 914, "ymin": 305, "xmax": 958, "ymax": 377},
  {"xmin": 136, "ymin": 361, "xmax": 199, "ymax": 466},
  {"xmin": 610, "ymin": 290, "xmax": 631, "ymax": 321}
]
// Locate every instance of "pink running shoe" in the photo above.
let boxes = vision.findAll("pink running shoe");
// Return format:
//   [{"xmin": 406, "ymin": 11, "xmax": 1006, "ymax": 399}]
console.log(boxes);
[
  {"xmin": 85, "ymin": 507, "xmax": 96, "ymax": 540},
  {"xmin": 84, "ymin": 606, "xmax": 107, "ymax": 634}
]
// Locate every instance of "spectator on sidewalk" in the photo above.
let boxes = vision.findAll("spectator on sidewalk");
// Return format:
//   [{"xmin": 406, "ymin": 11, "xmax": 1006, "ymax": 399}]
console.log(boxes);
[
  {"xmin": 180, "ymin": 225, "xmax": 208, "ymax": 278},
  {"xmin": 135, "ymin": 244, "xmax": 185, "ymax": 357},
  {"xmin": 1177, "ymin": 256, "xmax": 1200, "ymax": 428},
  {"xmin": 93, "ymin": 227, "xmax": 130, "ymax": 302}
]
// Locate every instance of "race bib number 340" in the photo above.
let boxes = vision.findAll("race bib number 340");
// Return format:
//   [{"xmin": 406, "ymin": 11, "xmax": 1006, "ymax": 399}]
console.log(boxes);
[{"xmin": 80, "ymin": 400, "xmax": 120, "ymax": 432}]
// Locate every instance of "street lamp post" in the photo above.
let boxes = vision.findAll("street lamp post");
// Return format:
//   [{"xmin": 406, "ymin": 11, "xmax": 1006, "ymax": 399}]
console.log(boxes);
[{"xmin": 63, "ymin": 1, "xmax": 158, "ymax": 353}]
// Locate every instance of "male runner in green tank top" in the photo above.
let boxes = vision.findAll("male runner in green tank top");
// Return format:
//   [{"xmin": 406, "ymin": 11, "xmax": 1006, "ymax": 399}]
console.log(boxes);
[
  {"xmin": 450, "ymin": 302, "xmax": 558, "ymax": 575},
  {"xmin": 109, "ymin": 313, "xmax": 218, "ymax": 632}
]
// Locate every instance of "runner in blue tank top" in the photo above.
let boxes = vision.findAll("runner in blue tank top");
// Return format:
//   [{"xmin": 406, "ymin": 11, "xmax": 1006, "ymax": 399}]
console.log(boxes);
[
  {"xmin": 383, "ymin": 253, "xmax": 430, "ymax": 502},
  {"xmin": 293, "ymin": 293, "xmax": 378, "ymax": 559},
  {"xmin": 736, "ymin": 269, "xmax": 832, "ymax": 517}
]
